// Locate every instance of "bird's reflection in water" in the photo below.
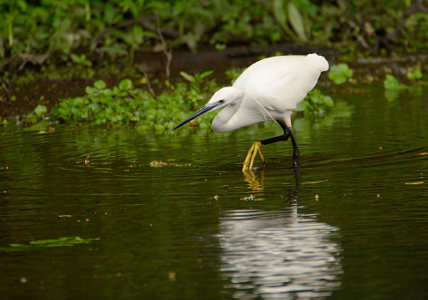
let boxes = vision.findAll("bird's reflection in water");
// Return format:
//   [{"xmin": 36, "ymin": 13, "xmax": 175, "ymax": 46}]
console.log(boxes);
[
  {"xmin": 218, "ymin": 168, "xmax": 342, "ymax": 299},
  {"xmin": 242, "ymin": 168, "xmax": 265, "ymax": 199}
]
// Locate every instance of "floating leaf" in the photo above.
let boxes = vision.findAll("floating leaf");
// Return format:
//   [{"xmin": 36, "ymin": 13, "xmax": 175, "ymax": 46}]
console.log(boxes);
[
  {"xmin": 149, "ymin": 160, "xmax": 191, "ymax": 168},
  {"xmin": 1, "ymin": 236, "xmax": 100, "ymax": 252},
  {"xmin": 302, "ymin": 179, "xmax": 329, "ymax": 185},
  {"xmin": 404, "ymin": 181, "xmax": 424, "ymax": 185}
]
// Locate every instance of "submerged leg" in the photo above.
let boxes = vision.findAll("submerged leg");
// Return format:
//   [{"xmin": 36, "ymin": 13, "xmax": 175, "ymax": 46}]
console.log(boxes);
[{"xmin": 288, "ymin": 127, "xmax": 300, "ymax": 167}]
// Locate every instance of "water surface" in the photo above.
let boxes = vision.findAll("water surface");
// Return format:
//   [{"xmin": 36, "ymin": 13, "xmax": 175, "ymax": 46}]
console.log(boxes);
[{"xmin": 0, "ymin": 84, "xmax": 427, "ymax": 299}]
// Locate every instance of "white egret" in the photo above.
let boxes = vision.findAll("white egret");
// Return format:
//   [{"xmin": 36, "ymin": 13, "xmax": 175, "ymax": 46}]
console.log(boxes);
[{"xmin": 174, "ymin": 53, "xmax": 329, "ymax": 172}]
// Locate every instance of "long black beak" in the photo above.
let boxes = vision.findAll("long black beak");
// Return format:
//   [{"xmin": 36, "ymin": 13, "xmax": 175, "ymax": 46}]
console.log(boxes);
[{"xmin": 173, "ymin": 103, "xmax": 219, "ymax": 130}]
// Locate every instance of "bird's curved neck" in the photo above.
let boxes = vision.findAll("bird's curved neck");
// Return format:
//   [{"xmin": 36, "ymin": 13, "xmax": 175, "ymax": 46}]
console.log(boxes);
[{"xmin": 211, "ymin": 96, "xmax": 243, "ymax": 133}]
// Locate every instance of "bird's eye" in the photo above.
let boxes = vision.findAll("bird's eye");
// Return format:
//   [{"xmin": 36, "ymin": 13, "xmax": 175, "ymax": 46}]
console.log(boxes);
[{"xmin": 219, "ymin": 100, "xmax": 225, "ymax": 104}]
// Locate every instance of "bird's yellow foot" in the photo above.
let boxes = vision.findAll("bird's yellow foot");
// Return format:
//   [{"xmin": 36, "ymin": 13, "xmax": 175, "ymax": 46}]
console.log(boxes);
[{"xmin": 242, "ymin": 141, "xmax": 265, "ymax": 172}]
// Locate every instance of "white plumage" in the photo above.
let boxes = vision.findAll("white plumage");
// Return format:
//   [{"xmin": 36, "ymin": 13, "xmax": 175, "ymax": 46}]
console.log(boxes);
[{"xmin": 174, "ymin": 53, "xmax": 329, "ymax": 171}]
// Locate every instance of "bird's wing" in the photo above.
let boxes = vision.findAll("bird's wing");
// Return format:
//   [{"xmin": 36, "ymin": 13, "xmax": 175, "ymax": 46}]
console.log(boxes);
[
  {"xmin": 234, "ymin": 56, "xmax": 313, "ymax": 112},
  {"xmin": 245, "ymin": 72, "xmax": 300, "ymax": 114},
  {"xmin": 240, "ymin": 95, "xmax": 277, "ymax": 123}
]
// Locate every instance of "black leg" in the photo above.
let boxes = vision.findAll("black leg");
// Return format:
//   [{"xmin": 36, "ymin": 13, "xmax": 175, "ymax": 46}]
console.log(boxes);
[
  {"xmin": 261, "ymin": 121, "xmax": 290, "ymax": 145},
  {"xmin": 288, "ymin": 127, "xmax": 300, "ymax": 167},
  {"xmin": 260, "ymin": 120, "xmax": 300, "ymax": 167}
]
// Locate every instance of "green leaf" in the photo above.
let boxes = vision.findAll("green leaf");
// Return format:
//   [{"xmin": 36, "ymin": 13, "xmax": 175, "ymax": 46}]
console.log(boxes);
[
  {"xmin": 132, "ymin": 25, "xmax": 144, "ymax": 44},
  {"xmin": 24, "ymin": 113, "xmax": 38, "ymax": 124},
  {"xmin": 288, "ymin": 1, "xmax": 307, "ymax": 41},
  {"xmin": 104, "ymin": 3, "xmax": 115, "ymax": 25},
  {"xmin": 180, "ymin": 71, "xmax": 195, "ymax": 84},
  {"xmin": 94, "ymin": 80, "xmax": 106, "ymax": 90},
  {"xmin": 119, "ymin": 79, "xmax": 133, "ymax": 90},
  {"xmin": 2, "ymin": 237, "xmax": 100, "ymax": 251},
  {"xmin": 199, "ymin": 70, "xmax": 214, "ymax": 81},
  {"xmin": 328, "ymin": 63, "xmax": 354, "ymax": 84},
  {"xmin": 34, "ymin": 104, "xmax": 47, "ymax": 117},
  {"xmin": 85, "ymin": 86, "xmax": 96, "ymax": 95},
  {"xmin": 406, "ymin": 69, "xmax": 423, "ymax": 81},
  {"xmin": 384, "ymin": 74, "xmax": 407, "ymax": 91},
  {"xmin": 273, "ymin": 0, "xmax": 287, "ymax": 30}
]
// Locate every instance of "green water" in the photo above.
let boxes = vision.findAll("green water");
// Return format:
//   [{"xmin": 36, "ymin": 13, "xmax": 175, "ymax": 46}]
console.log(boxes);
[{"xmin": 1, "ymin": 84, "xmax": 427, "ymax": 299}]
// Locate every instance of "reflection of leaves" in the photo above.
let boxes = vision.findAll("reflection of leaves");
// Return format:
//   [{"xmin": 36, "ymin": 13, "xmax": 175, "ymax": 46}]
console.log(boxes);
[
  {"xmin": 383, "ymin": 75, "xmax": 408, "ymax": 101},
  {"xmin": 294, "ymin": 101, "xmax": 353, "ymax": 139},
  {"xmin": 384, "ymin": 90, "xmax": 400, "ymax": 101},
  {"xmin": 1, "ymin": 237, "xmax": 100, "ymax": 252}
]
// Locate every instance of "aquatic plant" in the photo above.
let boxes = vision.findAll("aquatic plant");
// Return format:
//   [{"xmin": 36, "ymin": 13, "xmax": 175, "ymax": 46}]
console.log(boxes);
[
  {"xmin": 383, "ymin": 74, "xmax": 407, "ymax": 91},
  {"xmin": 47, "ymin": 71, "xmax": 334, "ymax": 132},
  {"xmin": 328, "ymin": 63, "xmax": 354, "ymax": 85},
  {"xmin": 383, "ymin": 67, "xmax": 426, "ymax": 101},
  {"xmin": 296, "ymin": 89, "xmax": 334, "ymax": 116},
  {"xmin": 50, "ymin": 76, "xmax": 217, "ymax": 132},
  {"xmin": 0, "ymin": 236, "xmax": 100, "ymax": 251}
]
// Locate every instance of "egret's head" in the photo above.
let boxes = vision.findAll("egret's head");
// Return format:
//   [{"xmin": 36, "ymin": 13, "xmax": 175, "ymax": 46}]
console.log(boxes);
[
  {"xmin": 207, "ymin": 87, "xmax": 244, "ymax": 108},
  {"xmin": 173, "ymin": 87, "xmax": 244, "ymax": 130}
]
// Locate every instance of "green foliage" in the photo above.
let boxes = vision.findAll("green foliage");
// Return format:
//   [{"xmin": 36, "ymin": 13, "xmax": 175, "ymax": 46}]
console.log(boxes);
[
  {"xmin": 328, "ymin": 63, "xmax": 354, "ymax": 84},
  {"xmin": 1, "ymin": 0, "xmax": 427, "ymax": 74},
  {"xmin": 406, "ymin": 68, "xmax": 423, "ymax": 81},
  {"xmin": 0, "ymin": 116, "xmax": 7, "ymax": 126},
  {"xmin": 180, "ymin": 70, "xmax": 213, "ymax": 94},
  {"xmin": 383, "ymin": 74, "xmax": 407, "ymax": 91},
  {"xmin": 34, "ymin": 104, "xmax": 47, "ymax": 117},
  {"xmin": 44, "ymin": 69, "xmax": 335, "ymax": 133},
  {"xmin": 1, "ymin": 236, "xmax": 100, "ymax": 251},
  {"xmin": 296, "ymin": 88, "xmax": 334, "ymax": 116},
  {"xmin": 70, "ymin": 54, "xmax": 92, "ymax": 67},
  {"xmin": 50, "ymin": 75, "xmax": 218, "ymax": 132},
  {"xmin": 274, "ymin": 0, "xmax": 305, "ymax": 41},
  {"xmin": 383, "ymin": 69, "xmax": 427, "ymax": 101},
  {"xmin": 225, "ymin": 68, "xmax": 243, "ymax": 84},
  {"xmin": 21, "ymin": 104, "xmax": 47, "ymax": 126}
]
